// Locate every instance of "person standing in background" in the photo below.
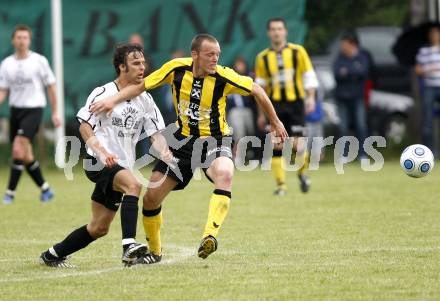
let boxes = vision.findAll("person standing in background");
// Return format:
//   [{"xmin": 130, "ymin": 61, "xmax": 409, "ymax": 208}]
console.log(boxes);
[
  {"xmin": 415, "ymin": 25, "xmax": 440, "ymax": 157},
  {"xmin": 305, "ymin": 96, "xmax": 324, "ymax": 162},
  {"xmin": 0, "ymin": 25, "xmax": 61, "ymax": 204},
  {"xmin": 333, "ymin": 32, "xmax": 370, "ymax": 160},
  {"xmin": 226, "ymin": 57, "xmax": 256, "ymax": 163}
]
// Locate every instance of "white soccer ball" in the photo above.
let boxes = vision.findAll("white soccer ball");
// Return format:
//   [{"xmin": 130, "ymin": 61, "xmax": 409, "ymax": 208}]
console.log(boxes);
[{"xmin": 400, "ymin": 144, "xmax": 434, "ymax": 178}]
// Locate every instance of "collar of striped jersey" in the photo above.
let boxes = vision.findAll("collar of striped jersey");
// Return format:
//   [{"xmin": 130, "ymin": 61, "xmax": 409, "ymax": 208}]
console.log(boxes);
[{"xmin": 269, "ymin": 43, "xmax": 288, "ymax": 52}]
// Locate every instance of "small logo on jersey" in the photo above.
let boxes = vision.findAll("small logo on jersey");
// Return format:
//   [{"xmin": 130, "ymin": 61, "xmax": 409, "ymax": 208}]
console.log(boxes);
[
  {"xmin": 213, "ymin": 222, "xmax": 219, "ymax": 228},
  {"xmin": 120, "ymin": 107, "xmax": 139, "ymax": 129},
  {"xmin": 124, "ymin": 116, "xmax": 135, "ymax": 129},
  {"xmin": 122, "ymin": 107, "xmax": 138, "ymax": 119},
  {"xmin": 194, "ymin": 80, "xmax": 202, "ymax": 88},
  {"xmin": 191, "ymin": 88, "xmax": 201, "ymax": 99}
]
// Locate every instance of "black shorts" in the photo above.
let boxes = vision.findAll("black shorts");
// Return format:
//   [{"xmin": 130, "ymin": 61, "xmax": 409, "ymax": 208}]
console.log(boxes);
[
  {"xmin": 9, "ymin": 107, "xmax": 43, "ymax": 142},
  {"xmin": 84, "ymin": 155, "xmax": 125, "ymax": 211},
  {"xmin": 273, "ymin": 100, "xmax": 306, "ymax": 136},
  {"xmin": 153, "ymin": 132, "xmax": 233, "ymax": 190}
]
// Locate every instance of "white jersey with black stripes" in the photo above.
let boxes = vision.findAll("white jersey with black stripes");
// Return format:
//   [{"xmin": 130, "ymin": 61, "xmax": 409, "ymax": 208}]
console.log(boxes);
[{"xmin": 76, "ymin": 81, "xmax": 165, "ymax": 169}]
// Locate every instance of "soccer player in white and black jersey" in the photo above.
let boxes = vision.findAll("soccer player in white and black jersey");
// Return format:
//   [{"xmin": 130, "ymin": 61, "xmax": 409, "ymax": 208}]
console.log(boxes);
[
  {"xmin": 0, "ymin": 25, "xmax": 61, "ymax": 204},
  {"xmin": 40, "ymin": 43, "xmax": 171, "ymax": 267}
]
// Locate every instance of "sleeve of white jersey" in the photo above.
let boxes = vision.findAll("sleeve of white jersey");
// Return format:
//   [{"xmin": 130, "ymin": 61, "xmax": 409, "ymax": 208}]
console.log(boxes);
[
  {"xmin": 0, "ymin": 61, "xmax": 9, "ymax": 89},
  {"xmin": 76, "ymin": 87, "xmax": 105, "ymax": 128},
  {"xmin": 143, "ymin": 93, "xmax": 166, "ymax": 137},
  {"xmin": 39, "ymin": 55, "xmax": 56, "ymax": 86},
  {"xmin": 302, "ymin": 69, "xmax": 319, "ymax": 90}
]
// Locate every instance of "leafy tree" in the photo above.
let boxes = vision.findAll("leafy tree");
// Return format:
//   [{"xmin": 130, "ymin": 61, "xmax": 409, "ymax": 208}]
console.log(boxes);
[{"xmin": 305, "ymin": 0, "xmax": 409, "ymax": 54}]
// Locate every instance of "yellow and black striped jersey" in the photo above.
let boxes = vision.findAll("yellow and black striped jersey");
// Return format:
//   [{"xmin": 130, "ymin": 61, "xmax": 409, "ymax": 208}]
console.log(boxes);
[
  {"xmin": 255, "ymin": 43, "xmax": 317, "ymax": 102},
  {"xmin": 144, "ymin": 57, "xmax": 253, "ymax": 137}
]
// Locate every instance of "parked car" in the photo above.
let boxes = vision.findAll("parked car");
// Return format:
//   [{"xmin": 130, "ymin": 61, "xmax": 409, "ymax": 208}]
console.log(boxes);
[{"xmin": 312, "ymin": 26, "xmax": 414, "ymax": 144}]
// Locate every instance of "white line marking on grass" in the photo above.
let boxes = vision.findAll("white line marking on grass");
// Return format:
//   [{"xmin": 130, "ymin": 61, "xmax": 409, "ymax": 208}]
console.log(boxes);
[
  {"xmin": 0, "ymin": 267, "xmax": 124, "ymax": 284},
  {"xmin": 0, "ymin": 244, "xmax": 194, "ymax": 284},
  {"xmin": 0, "ymin": 239, "xmax": 56, "ymax": 245},
  {"xmin": 227, "ymin": 246, "xmax": 440, "ymax": 256},
  {"xmin": 293, "ymin": 246, "xmax": 440, "ymax": 255},
  {"xmin": 161, "ymin": 244, "xmax": 194, "ymax": 265}
]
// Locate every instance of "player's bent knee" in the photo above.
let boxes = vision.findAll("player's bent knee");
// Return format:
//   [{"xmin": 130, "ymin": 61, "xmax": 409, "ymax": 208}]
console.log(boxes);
[
  {"xmin": 89, "ymin": 224, "xmax": 109, "ymax": 238},
  {"xmin": 214, "ymin": 168, "xmax": 233, "ymax": 186},
  {"xmin": 12, "ymin": 138, "xmax": 28, "ymax": 160},
  {"xmin": 143, "ymin": 189, "xmax": 162, "ymax": 208},
  {"xmin": 11, "ymin": 147, "xmax": 24, "ymax": 160},
  {"xmin": 126, "ymin": 181, "xmax": 142, "ymax": 196},
  {"xmin": 24, "ymin": 153, "xmax": 34, "ymax": 164}
]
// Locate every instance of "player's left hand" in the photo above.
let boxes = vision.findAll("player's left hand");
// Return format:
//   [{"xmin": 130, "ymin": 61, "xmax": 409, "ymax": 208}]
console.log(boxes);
[
  {"xmin": 99, "ymin": 151, "xmax": 118, "ymax": 168},
  {"xmin": 52, "ymin": 113, "xmax": 62, "ymax": 128},
  {"xmin": 90, "ymin": 98, "xmax": 115, "ymax": 116},
  {"xmin": 304, "ymin": 96, "xmax": 316, "ymax": 115},
  {"xmin": 270, "ymin": 119, "xmax": 288, "ymax": 143}
]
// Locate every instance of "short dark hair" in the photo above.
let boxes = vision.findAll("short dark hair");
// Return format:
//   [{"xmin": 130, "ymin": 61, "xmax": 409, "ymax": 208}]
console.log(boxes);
[
  {"xmin": 113, "ymin": 43, "xmax": 144, "ymax": 76},
  {"xmin": 341, "ymin": 31, "xmax": 359, "ymax": 46},
  {"xmin": 191, "ymin": 34, "xmax": 218, "ymax": 52},
  {"xmin": 266, "ymin": 18, "xmax": 287, "ymax": 30},
  {"xmin": 12, "ymin": 24, "xmax": 32, "ymax": 39}
]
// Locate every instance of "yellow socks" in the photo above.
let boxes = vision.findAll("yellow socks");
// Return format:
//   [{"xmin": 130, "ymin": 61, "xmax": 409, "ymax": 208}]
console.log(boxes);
[
  {"xmin": 272, "ymin": 156, "xmax": 286, "ymax": 190},
  {"xmin": 297, "ymin": 150, "xmax": 310, "ymax": 175},
  {"xmin": 202, "ymin": 189, "xmax": 231, "ymax": 238},
  {"xmin": 142, "ymin": 207, "xmax": 162, "ymax": 256}
]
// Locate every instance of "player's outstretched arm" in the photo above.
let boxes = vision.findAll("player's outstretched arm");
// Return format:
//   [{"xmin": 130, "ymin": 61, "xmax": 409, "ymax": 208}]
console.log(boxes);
[
  {"xmin": 79, "ymin": 122, "xmax": 117, "ymax": 167},
  {"xmin": 251, "ymin": 83, "xmax": 288, "ymax": 142},
  {"xmin": 90, "ymin": 82, "xmax": 145, "ymax": 114},
  {"xmin": 150, "ymin": 132, "xmax": 173, "ymax": 164},
  {"xmin": 47, "ymin": 84, "xmax": 61, "ymax": 127},
  {"xmin": 304, "ymin": 88, "xmax": 316, "ymax": 114},
  {"xmin": 0, "ymin": 89, "xmax": 7, "ymax": 105}
]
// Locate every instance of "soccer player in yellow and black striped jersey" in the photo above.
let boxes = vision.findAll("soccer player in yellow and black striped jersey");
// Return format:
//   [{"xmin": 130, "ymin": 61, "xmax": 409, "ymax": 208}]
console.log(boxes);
[
  {"xmin": 90, "ymin": 34, "xmax": 288, "ymax": 263},
  {"xmin": 255, "ymin": 18, "xmax": 319, "ymax": 196}
]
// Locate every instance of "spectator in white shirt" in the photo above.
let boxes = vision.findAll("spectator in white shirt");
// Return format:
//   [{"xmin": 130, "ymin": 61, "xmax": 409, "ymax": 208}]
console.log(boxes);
[{"xmin": 416, "ymin": 25, "xmax": 440, "ymax": 156}]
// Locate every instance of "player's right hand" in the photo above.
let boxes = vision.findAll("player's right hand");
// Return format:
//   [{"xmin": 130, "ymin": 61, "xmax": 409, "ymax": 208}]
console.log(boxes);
[
  {"xmin": 160, "ymin": 149, "xmax": 174, "ymax": 164},
  {"xmin": 52, "ymin": 113, "xmax": 62, "ymax": 128},
  {"xmin": 270, "ymin": 119, "xmax": 288, "ymax": 143}
]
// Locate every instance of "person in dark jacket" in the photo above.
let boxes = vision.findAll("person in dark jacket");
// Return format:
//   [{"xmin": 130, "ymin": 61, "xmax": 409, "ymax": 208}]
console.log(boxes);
[{"xmin": 333, "ymin": 32, "xmax": 370, "ymax": 158}]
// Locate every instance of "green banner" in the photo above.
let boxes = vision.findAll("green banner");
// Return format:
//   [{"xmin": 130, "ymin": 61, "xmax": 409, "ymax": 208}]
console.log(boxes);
[{"xmin": 0, "ymin": 0, "xmax": 306, "ymax": 122}]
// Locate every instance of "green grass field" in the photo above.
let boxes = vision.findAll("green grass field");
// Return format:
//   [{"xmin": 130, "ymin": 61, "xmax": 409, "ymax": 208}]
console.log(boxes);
[{"xmin": 0, "ymin": 161, "xmax": 439, "ymax": 300}]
